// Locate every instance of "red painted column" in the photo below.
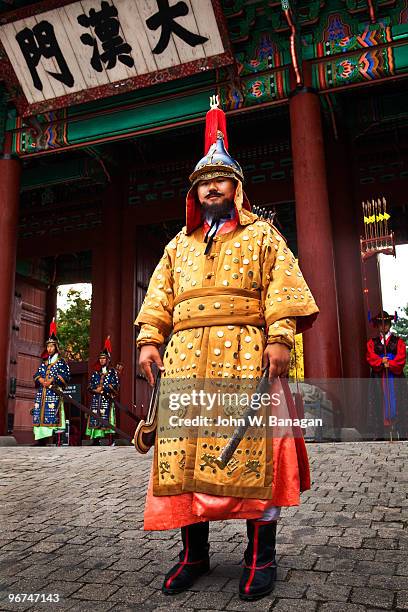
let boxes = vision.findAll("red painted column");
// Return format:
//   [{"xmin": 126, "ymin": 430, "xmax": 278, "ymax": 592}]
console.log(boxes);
[
  {"xmin": 89, "ymin": 179, "xmax": 123, "ymax": 363},
  {"xmin": 0, "ymin": 153, "xmax": 21, "ymax": 435},
  {"xmin": 120, "ymin": 202, "xmax": 137, "ymax": 434},
  {"xmin": 89, "ymin": 241, "xmax": 105, "ymax": 376},
  {"xmin": 326, "ymin": 134, "xmax": 369, "ymax": 380},
  {"xmin": 102, "ymin": 179, "xmax": 123, "ymax": 365},
  {"xmin": 89, "ymin": 179, "xmax": 123, "ymax": 373},
  {"xmin": 289, "ymin": 88, "xmax": 342, "ymax": 378},
  {"xmin": 362, "ymin": 256, "xmax": 382, "ymax": 339},
  {"xmin": 87, "ymin": 177, "xmax": 124, "ymax": 438}
]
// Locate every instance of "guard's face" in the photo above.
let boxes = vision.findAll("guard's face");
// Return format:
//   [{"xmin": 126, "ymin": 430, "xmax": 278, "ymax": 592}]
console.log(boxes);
[
  {"xmin": 197, "ymin": 177, "xmax": 236, "ymax": 209},
  {"xmin": 47, "ymin": 343, "xmax": 56, "ymax": 356},
  {"xmin": 99, "ymin": 356, "xmax": 108, "ymax": 367},
  {"xmin": 379, "ymin": 322, "xmax": 391, "ymax": 335}
]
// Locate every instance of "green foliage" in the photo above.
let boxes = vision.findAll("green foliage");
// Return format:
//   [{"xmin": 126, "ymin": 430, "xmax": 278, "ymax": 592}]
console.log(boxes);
[
  {"xmin": 57, "ymin": 289, "xmax": 91, "ymax": 361},
  {"xmin": 393, "ymin": 304, "xmax": 408, "ymax": 377}
]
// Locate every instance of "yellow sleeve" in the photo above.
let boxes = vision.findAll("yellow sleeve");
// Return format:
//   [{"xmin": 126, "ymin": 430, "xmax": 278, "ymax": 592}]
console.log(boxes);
[
  {"xmin": 136, "ymin": 324, "xmax": 165, "ymax": 349},
  {"xmin": 267, "ymin": 317, "xmax": 296, "ymax": 349},
  {"xmin": 134, "ymin": 234, "xmax": 180, "ymax": 342},
  {"xmin": 261, "ymin": 224, "xmax": 319, "ymax": 334}
]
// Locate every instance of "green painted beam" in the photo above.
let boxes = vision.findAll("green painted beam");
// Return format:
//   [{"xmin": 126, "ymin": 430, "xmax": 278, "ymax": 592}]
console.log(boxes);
[
  {"xmin": 21, "ymin": 158, "xmax": 105, "ymax": 191},
  {"xmin": 66, "ymin": 90, "xmax": 214, "ymax": 145},
  {"xmin": 16, "ymin": 259, "xmax": 51, "ymax": 283}
]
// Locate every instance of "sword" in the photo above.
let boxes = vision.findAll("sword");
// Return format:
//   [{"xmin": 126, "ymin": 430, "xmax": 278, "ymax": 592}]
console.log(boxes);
[{"xmin": 215, "ymin": 369, "xmax": 270, "ymax": 469}]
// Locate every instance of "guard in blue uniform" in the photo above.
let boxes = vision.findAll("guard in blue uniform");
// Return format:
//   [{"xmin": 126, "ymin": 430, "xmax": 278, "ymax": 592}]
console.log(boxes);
[
  {"xmin": 86, "ymin": 336, "xmax": 119, "ymax": 445},
  {"xmin": 32, "ymin": 319, "xmax": 70, "ymax": 446}
]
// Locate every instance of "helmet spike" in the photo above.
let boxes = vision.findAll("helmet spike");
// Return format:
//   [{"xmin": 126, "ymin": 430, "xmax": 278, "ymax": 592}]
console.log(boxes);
[
  {"xmin": 209, "ymin": 94, "xmax": 219, "ymax": 109},
  {"xmin": 204, "ymin": 93, "xmax": 229, "ymax": 154}
]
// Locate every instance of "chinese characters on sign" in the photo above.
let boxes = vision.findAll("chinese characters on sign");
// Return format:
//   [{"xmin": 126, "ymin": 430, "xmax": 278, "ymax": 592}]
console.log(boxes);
[
  {"xmin": 146, "ymin": 0, "xmax": 208, "ymax": 55},
  {"xmin": 0, "ymin": 0, "xmax": 225, "ymax": 104},
  {"xmin": 15, "ymin": 21, "xmax": 74, "ymax": 91},
  {"xmin": 77, "ymin": 1, "xmax": 134, "ymax": 72}
]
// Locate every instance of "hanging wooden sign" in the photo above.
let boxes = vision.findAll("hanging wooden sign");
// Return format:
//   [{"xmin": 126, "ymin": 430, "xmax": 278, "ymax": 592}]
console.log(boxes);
[{"xmin": 0, "ymin": 0, "xmax": 232, "ymax": 116}]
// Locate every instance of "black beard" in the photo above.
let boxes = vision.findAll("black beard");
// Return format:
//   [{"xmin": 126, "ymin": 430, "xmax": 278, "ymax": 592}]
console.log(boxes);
[{"xmin": 201, "ymin": 197, "xmax": 234, "ymax": 220}]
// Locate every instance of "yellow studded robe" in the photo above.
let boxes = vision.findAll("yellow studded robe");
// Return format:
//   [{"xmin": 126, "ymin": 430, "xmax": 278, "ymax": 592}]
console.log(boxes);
[{"xmin": 135, "ymin": 195, "xmax": 318, "ymax": 502}]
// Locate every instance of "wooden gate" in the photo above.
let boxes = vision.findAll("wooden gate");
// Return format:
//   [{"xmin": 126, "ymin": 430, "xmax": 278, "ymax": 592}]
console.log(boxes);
[{"xmin": 9, "ymin": 277, "xmax": 47, "ymax": 443}]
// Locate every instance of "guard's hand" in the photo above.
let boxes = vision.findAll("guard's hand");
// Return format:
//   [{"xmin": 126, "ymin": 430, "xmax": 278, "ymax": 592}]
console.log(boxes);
[
  {"xmin": 44, "ymin": 380, "xmax": 52, "ymax": 388},
  {"xmin": 382, "ymin": 357, "xmax": 389, "ymax": 365},
  {"xmin": 263, "ymin": 344, "xmax": 291, "ymax": 380},
  {"xmin": 139, "ymin": 345, "xmax": 165, "ymax": 386}
]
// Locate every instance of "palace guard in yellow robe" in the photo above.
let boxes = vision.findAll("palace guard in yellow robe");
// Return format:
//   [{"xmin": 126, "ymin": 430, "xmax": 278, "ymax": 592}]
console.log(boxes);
[{"xmin": 135, "ymin": 100, "xmax": 319, "ymax": 600}]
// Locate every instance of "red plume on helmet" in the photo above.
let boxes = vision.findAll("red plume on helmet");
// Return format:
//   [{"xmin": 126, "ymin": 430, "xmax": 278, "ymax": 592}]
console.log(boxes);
[
  {"xmin": 41, "ymin": 317, "xmax": 59, "ymax": 359},
  {"xmin": 204, "ymin": 96, "xmax": 229, "ymax": 154},
  {"xmin": 94, "ymin": 336, "xmax": 112, "ymax": 369},
  {"xmin": 49, "ymin": 318, "xmax": 57, "ymax": 337}
]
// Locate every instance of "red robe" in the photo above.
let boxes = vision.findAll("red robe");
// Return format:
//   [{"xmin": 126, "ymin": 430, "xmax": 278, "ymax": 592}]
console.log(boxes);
[
  {"xmin": 366, "ymin": 335, "xmax": 406, "ymax": 376},
  {"xmin": 366, "ymin": 333, "xmax": 407, "ymax": 430}
]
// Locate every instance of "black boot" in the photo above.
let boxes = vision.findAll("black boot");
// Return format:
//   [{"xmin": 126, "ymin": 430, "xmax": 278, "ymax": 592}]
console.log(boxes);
[
  {"xmin": 34, "ymin": 437, "xmax": 48, "ymax": 447},
  {"xmin": 162, "ymin": 522, "xmax": 210, "ymax": 595},
  {"xmin": 239, "ymin": 520, "xmax": 277, "ymax": 601}
]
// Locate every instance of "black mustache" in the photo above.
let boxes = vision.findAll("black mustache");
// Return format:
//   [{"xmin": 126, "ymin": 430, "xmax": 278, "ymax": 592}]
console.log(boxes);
[{"xmin": 205, "ymin": 192, "xmax": 223, "ymax": 198}]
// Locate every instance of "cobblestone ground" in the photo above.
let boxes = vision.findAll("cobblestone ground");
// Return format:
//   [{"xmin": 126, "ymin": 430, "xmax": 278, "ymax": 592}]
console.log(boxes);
[{"xmin": 0, "ymin": 442, "xmax": 407, "ymax": 611}]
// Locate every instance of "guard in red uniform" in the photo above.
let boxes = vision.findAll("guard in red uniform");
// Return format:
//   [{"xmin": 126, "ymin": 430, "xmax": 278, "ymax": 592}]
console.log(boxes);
[{"xmin": 366, "ymin": 311, "xmax": 407, "ymax": 438}]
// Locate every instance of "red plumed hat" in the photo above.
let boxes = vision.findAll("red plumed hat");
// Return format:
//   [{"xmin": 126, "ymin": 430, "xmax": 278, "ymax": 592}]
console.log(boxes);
[
  {"xmin": 189, "ymin": 95, "xmax": 243, "ymax": 187},
  {"xmin": 186, "ymin": 95, "xmax": 252, "ymax": 235},
  {"xmin": 41, "ymin": 318, "xmax": 60, "ymax": 358},
  {"xmin": 93, "ymin": 336, "xmax": 112, "ymax": 370},
  {"xmin": 99, "ymin": 336, "xmax": 112, "ymax": 360}
]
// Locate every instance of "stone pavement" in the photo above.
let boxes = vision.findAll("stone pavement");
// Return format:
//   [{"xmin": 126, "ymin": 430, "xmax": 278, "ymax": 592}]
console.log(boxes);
[{"xmin": 0, "ymin": 442, "xmax": 407, "ymax": 612}]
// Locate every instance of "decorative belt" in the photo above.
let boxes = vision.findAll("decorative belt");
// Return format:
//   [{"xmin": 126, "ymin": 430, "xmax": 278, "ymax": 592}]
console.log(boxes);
[{"xmin": 172, "ymin": 287, "xmax": 265, "ymax": 333}]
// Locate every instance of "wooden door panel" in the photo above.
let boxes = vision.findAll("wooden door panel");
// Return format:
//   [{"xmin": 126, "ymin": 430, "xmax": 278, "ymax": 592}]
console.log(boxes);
[{"xmin": 10, "ymin": 277, "xmax": 47, "ymax": 443}]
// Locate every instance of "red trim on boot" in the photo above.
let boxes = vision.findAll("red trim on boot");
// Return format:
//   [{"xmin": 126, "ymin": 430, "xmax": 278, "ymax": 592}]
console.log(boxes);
[
  {"xmin": 244, "ymin": 522, "xmax": 259, "ymax": 594},
  {"xmin": 164, "ymin": 527, "xmax": 206, "ymax": 590},
  {"xmin": 244, "ymin": 560, "xmax": 276, "ymax": 570},
  {"xmin": 165, "ymin": 528, "xmax": 190, "ymax": 589}
]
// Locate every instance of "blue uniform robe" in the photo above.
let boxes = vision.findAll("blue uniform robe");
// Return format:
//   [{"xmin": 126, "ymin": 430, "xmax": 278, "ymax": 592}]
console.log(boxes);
[
  {"xmin": 33, "ymin": 355, "xmax": 70, "ymax": 436},
  {"xmin": 86, "ymin": 367, "xmax": 119, "ymax": 437}
]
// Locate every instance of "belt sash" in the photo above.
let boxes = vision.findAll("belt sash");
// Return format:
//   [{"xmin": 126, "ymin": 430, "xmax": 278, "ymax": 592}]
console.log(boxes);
[{"xmin": 173, "ymin": 287, "xmax": 265, "ymax": 333}]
